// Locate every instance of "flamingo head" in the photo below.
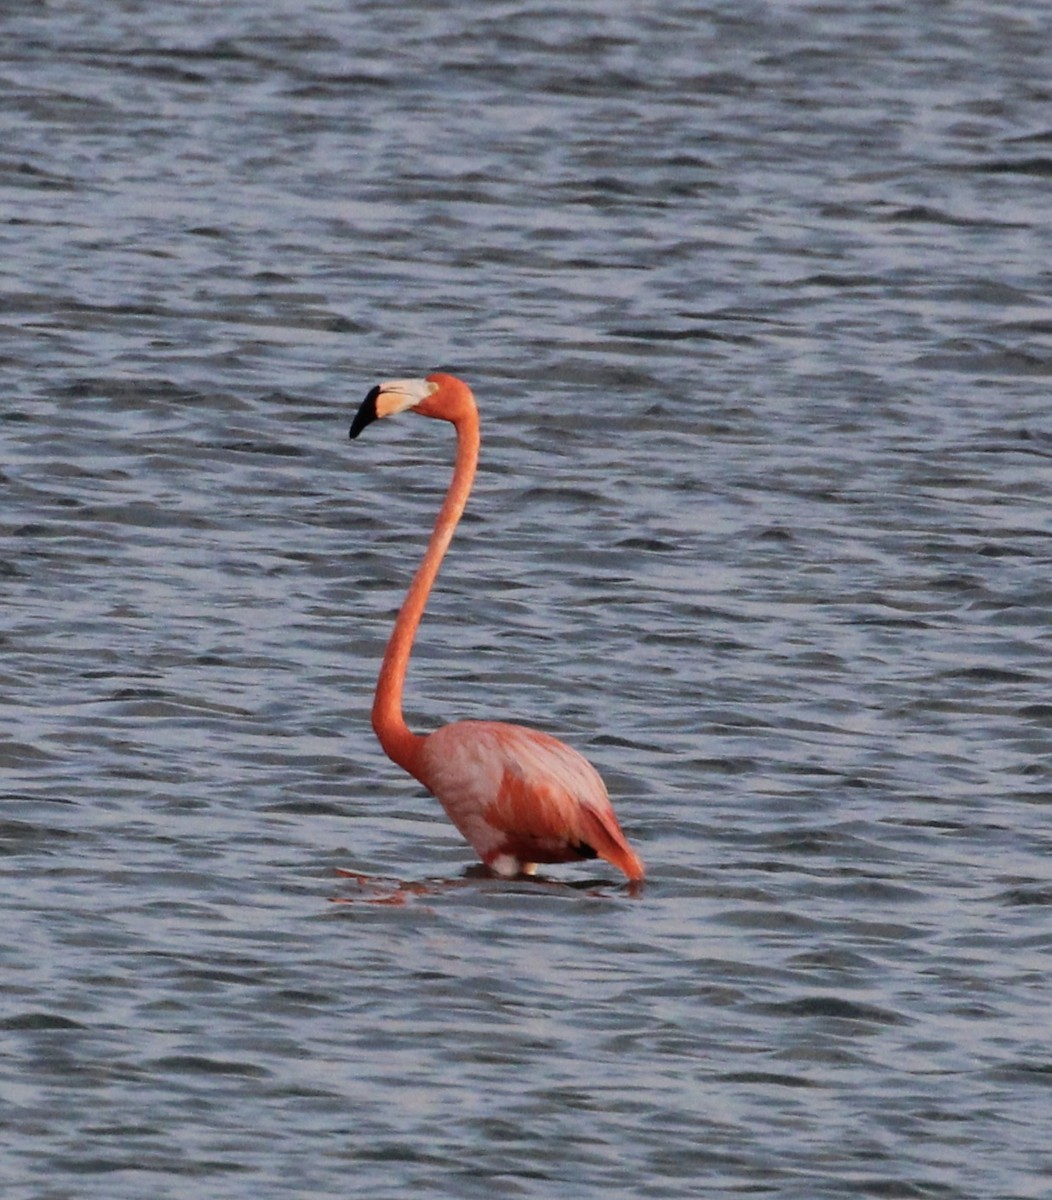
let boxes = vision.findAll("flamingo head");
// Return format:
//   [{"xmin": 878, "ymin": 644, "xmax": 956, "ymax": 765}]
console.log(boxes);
[{"xmin": 350, "ymin": 373, "xmax": 474, "ymax": 438}]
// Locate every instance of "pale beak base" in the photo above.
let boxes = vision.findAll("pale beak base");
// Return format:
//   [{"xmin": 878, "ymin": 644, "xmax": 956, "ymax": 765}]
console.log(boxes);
[{"xmin": 349, "ymin": 378, "xmax": 438, "ymax": 439}]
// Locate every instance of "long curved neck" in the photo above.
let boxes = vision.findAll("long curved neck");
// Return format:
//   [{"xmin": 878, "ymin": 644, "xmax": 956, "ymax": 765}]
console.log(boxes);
[{"xmin": 372, "ymin": 408, "xmax": 479, "ymax": 779}]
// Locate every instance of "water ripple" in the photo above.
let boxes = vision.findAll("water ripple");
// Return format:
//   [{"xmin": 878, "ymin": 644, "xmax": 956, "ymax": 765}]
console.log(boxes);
[{"xmin": 4, "ymin": 1, "xmax": 1052, "ymax": 1197}]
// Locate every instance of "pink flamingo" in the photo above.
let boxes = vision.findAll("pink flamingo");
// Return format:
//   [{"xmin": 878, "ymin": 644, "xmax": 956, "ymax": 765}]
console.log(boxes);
[{"xmin": 349, "ymin": 373, "xmax": 644, "ymax": 882}]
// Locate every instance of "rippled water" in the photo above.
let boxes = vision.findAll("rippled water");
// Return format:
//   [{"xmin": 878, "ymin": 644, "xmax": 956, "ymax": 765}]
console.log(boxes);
[{"xmin": 4, "ymin": 2, "xmax": 1052, "ymax": 1196}]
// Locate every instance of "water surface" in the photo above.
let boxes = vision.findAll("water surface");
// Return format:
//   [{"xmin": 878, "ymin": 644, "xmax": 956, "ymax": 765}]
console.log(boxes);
[{"xmin": 3, "ymin": 2, "xmax": 1052, "ymax": 1196}]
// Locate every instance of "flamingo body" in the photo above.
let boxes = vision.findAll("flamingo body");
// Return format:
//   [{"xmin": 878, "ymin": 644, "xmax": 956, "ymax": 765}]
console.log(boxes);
[
  {"xmin": 420, "ymin": 720, "xmax": 644, "ymax": 878},
  {"xmin": 349, "ymin": 373, "xmax": 644, "ymax": 883}
]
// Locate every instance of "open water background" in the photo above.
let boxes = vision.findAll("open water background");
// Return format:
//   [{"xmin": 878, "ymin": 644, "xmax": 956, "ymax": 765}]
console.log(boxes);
[{"xmin": 3, "ymin": 2, "xmax": 1052, "ymax": 1196}]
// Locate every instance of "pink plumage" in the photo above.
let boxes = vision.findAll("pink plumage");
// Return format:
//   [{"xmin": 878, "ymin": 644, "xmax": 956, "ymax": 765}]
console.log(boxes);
[{"xmin": 349, "ymin": 373, "xmax": 644, "ymax": 882}]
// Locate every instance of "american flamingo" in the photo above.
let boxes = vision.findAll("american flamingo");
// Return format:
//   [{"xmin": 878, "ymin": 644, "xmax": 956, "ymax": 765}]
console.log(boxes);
[{"xmin": 348, "ymin": 373, "xmax": 644, "ymax": 883}]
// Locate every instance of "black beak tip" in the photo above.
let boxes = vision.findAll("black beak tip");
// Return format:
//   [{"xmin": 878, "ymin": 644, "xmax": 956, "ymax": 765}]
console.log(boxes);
[{"xmin": 349, "ymin": 386, "xmax": 381, "ymax": 439}]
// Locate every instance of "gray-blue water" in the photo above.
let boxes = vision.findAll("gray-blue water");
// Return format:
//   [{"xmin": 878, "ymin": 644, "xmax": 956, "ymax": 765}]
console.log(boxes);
[{"xmin": 4, "ymin": 2, "xmax": 1052, "ymax": 1196}]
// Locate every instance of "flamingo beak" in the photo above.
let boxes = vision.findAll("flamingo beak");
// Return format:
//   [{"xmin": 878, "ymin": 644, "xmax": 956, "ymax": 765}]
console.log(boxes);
[{"xmin": 349, "ymin": 378, "xmax": 438, "ymax": 439}]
